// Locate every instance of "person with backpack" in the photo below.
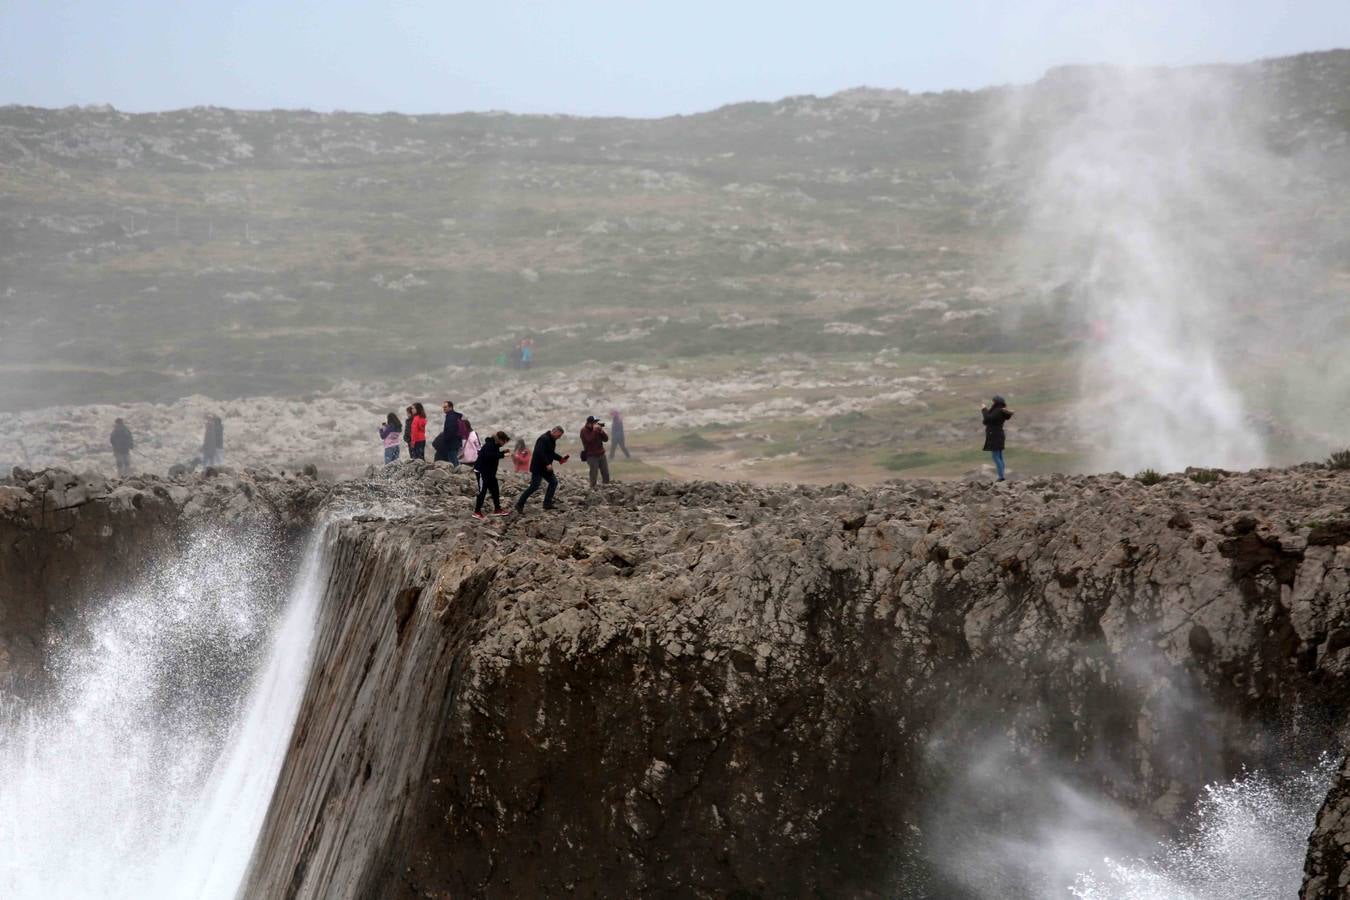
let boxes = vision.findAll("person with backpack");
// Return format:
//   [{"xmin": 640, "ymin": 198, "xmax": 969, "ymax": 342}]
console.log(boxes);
[
  {"xmin": 433, "ymin": 400, "xmax": 463, "ymax": 467},
  {"xmin": 515, "ymin": 426, "xmax": 568, "ymax": 513},
  {"xmin": 471, "ymin": 431, "xmax": 511, "ymax": 519},
  {"xmin": 981, "ymin": 395, "xmax": 1014, "ymax": 482},
  {"xmin": 379, "ymin": 412, "xmax": 403, "ymax": 465},
  {"xmin": 579, "ymin": 415, "xmax": 611, "ymax": 488},
  {"xmin": 110, "ymin": 418, "xmax": 134, "ymax": 477},
  {"xmin": 409, "ymin": 403, "xmax": 428, "ymax": 460}
]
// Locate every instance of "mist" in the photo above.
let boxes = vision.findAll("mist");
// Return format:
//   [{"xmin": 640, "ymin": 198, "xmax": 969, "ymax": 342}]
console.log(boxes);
[{"xmin": 994, "ymin": 59, "xmax": 1349, "ymax": 472}]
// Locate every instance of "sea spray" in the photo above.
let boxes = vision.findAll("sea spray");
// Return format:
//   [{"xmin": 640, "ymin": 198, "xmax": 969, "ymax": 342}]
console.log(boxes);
[
  {"xmin": 1070, "ymin": 755, "xmax": 1338, "ymax": 900},
  {"xmin": 0, "ymin": 525, "xmax": 327, "ymax": 899}
]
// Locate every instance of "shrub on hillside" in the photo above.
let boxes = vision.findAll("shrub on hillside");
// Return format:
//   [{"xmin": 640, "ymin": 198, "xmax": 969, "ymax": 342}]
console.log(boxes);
[
  {"xmin": 1328, "ymin": 449, "xmax": 1350, "ymax": 470},
  {"xmin": 1135, "ymin": 469, "xmax": 1165, "ymax": 486}
]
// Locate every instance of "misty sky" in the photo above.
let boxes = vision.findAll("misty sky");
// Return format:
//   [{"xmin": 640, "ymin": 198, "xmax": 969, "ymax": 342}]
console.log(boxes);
[{"xmin": 3, "ymin": 0, "xmax": 1349, "ymax": 116}]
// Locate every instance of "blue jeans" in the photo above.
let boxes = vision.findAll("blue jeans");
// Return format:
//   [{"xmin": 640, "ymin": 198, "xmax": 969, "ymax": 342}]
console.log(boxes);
[
  {"xmin": 991, "ymin": 450, "xmax": 1005, "ymax": 480},
  {"xmin": 515, "ymin": 470, "xmax": 558, "ymax": 510},
  {"xmin": 383, "ymin": 445, "xmax": 400, "ymax": 465}
]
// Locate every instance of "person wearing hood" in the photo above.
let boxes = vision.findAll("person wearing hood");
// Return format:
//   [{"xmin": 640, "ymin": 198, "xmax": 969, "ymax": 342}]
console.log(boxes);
[
  {"xmin": 981, "ymin": 395, "xmax": 1014, "ymax": 482},
  {"xmin": 110, "ymin": 418, "xmax": 134, "ymax": 477}
]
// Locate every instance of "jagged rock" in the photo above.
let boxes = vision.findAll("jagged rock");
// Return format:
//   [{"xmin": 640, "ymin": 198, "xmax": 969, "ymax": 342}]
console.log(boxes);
[{"xmin": 5, "ymin": 464, "xmax": 1349, "ymax": 897}]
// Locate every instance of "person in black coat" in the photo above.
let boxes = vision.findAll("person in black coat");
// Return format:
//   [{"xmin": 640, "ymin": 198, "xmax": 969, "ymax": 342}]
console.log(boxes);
[
  {"xmin": 433, "ymin": 400, "xmax": 464, "ymax": 468},
  {"xmin": 515, "ymin": 427, "xmax": 568, "ymax": 513},
  {"xmin": 471, "ymin": 431, "xmax": 511, "ymax": 518},
  {"xmin": 981, "ymin": 395, "xmax": 1014, "ymax": 482},
  {"xmin": 110, "ymin": 418, "xmax": 134, "ymax": 477}
]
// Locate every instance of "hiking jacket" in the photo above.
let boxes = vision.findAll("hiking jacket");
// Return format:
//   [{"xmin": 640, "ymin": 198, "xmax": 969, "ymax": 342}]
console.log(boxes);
[
  {"xmin": 474, "ymin": 440, "xmax": 506, "ymax": 477},
  {"xmin": 580, "ymin": 424, "xmax": 608, "ymax": 458},
  {"xmin": 411, "ymin": 414, "xmax": 427, "ymax": 444},
  {"xmin": 982, "ymin": 405, "xmax": 1013, "ymax": 452},
  {"xmin": 530, "ymin": 432, "xmax": 563, "ymax": 475},
  {"xmin": 110, "ymin": 424, "xmax": 134, "ymax": 453}
]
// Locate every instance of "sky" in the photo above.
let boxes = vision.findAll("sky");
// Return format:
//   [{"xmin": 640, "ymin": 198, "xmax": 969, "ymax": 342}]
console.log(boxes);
[{"xmin": 2, "ymin": 0, "xmax": 1349, "ymax": 117}]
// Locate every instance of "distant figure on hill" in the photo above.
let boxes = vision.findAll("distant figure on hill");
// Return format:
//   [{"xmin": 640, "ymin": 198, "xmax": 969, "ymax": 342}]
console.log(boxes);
[
  {"xmin": 981, "ymin": 395, "xmax": 1014, "ymax": 482},
  {"xmin": 110, "ymin": 418, "xmax": 134, "ymax": 478},
  {"xmin": 433, "ymin": 400, "xmax": 463, "ymax": 468},
  {"xmin": 379, "ymin": 412, "xmax": 403, "ymax": 465},
  {"xmin": 520, "ymin": 339, "xmax": 534, "ymax": 369},
  {"xmin": 609, "ymin": 409, "xmax": 631, "ymax": 459},
  {"xmin": 201, "ymin": 415, "xmax": 224, "ymax": 467},
  {"xmin": 471, "ymin": 431, "xmax": 512, "ymax": 519},
  {"xmin": 512, "ymin": 438, "xmax": 531, "ymax": 472},
  {"xmin": 515, "ymin": 427, "xmax": 568, "ymax": 513},
  {"xmin": 409, "ymin": 403, "xmax": 428, "ymax": 460},
  {"xmin": 402, "ymin": 405, "xmax": 415, "ymax": 455},
  {"xmin": 579, "ymin": 416, "xmax": 611, "ymax": 489}
]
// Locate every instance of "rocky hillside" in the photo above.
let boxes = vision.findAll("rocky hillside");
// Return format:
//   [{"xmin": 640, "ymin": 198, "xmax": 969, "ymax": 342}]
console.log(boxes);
[
  {"xmin": 4, "ymin": 463, "xmax": 1349, "ymax": 896},
  {"xmin": 2, "ymin": 51, "xmax": 1348, "ymax": 410}
]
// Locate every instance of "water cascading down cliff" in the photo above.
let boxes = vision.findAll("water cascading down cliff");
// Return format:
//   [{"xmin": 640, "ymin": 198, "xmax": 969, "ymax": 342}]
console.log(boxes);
[{"xmin": 1, "ymin": 463, "xmax": 1348, "ymax": 898}]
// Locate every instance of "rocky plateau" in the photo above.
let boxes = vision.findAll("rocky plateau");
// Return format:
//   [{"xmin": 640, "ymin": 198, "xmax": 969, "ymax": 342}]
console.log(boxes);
[{"xmin": 2, "ymin": 462, "xmax": 1349, "ymax": 897}]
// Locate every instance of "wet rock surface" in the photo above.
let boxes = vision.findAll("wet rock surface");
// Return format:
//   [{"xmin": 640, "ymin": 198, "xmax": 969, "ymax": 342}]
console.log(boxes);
[{"xmin": 228, "ymin": 463, "xmax": 1350, "ymax": 898}]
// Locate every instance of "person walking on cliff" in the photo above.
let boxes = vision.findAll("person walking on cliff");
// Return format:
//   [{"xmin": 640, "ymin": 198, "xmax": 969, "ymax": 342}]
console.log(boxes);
[
  {"xmin": 609, "ymin": 408, "xmax": 631, "ymax": 460},
  {"xmin": 110, "ymin": 418, "xmax": 134, "ymax": 478},
  {"xmin": 471, "ymin": 431, "xmax": 512, "ymax": 519},
  {"xmin": 201, "ymin": 414, "xmax": 224, "ymax": 467},
  {"xmin": 515, "ymin": 426, "xmax": 568, "ymax": 513},
  {"xmin": 379, "ymin": 412, "xmax": 403, "ymax": 465},
  {"xmin": 981, "ymin": 395, "xmax": 1014, "ymax": 482},
  {"xmin": 579, "ymin": 416, "xmax": 611, "ymax": 489},
  {"xmin": 409, "ymin": 403, "xmax": 428, "ymax": 460},
  {"xmin": 433, "ymin": 400, "xmax": 463, "ymax": 468}
]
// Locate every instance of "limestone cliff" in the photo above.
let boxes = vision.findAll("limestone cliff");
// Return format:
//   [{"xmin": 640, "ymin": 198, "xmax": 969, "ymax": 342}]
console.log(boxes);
[
  {"xmin": 234, "ymin": 465, "xmax": 1349, "ymax": 898},
  {"xmin": 4, "ymin": 464, "xmax": 1348, "ymax": 896}
]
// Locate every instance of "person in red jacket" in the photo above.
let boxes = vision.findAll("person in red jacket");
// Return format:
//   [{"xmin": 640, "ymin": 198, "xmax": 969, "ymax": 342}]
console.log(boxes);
[
  {"xmin": 579, "ymin": 415, "xmax": 610, "ymax": 488},
  {"xmin": 409, "ymin": 402, "xmax": 428, "ymax": 460},
  {"xmin": 512, "ymin": 438, "xmax": 531, "ymax": 472}
]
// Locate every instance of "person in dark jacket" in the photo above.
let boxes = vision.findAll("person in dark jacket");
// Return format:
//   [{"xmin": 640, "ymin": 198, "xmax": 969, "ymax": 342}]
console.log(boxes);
[
  {"xmin": 110, "ymin": 418, "xmax": 134, "ymax": 477},
  {"xmin": 981, "ymin": 395, "xmax": 1014, "ymax": 482},
  {"xmin": 579, "ymin": 416, "xmax": 610, "ymax": 488},
  {"xmin": 402, "ymin": 405, "xmax": 415, "ymax": 454},
  {"xmin": 471, "ymin": 431, "xmax": 512, "ymax": 519},
  {"xmin": 201, "ymin": 414, "xmax": 224, "ymax": 466},
  {"xmin": 409, "ymin": 403, "xmax": 428, "ymax": 460},
  {"xmin": 515, "ymin": 427, "xmax": 568, "ymax": 513},
  {"xmin": 609, "ymin": 408, "xmax": 631, "ymax": 459},
  {"xmin": 433, "ymin": 400, "xmax": 463, "ymax": 468}
]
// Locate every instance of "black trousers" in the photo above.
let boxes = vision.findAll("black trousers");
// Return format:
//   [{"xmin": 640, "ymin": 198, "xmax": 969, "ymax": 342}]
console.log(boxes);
[
  {"xmin": 515, "ymin": 470, "xmax": 558, "ymax": 510},
  {"xmin": 475, "ymin": 471, "xmax": 501, "ymax": 511},
  {"xmin": 410, "ymin": 441, "xmax": 425, "ymax": 460}
]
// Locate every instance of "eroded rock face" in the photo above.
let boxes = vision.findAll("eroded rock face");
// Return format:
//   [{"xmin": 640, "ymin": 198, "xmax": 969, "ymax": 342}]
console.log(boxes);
[
  {"xmin": 237, "ymin": 465, "xmax": 1350, "ymax": 898},
  {"xmin": 1303, "ymin": 753, "xmax": 1350, "ymax": 899}
]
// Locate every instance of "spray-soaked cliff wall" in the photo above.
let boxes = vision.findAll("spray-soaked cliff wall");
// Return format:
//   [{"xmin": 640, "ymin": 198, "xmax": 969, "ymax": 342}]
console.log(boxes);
[
  {"xmin": 240, "ymin": 465, "xmax": 1350, "ymax": 898},
  {"xmin": 0, "ymin": 467, "xmax": 325, "ymax": 694}
]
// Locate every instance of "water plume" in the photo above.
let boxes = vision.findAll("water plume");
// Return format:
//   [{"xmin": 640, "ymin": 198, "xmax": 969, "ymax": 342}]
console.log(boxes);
[
  {"xmin": 997, "ymin": 63, "xmax": 1292, "ymax": 472},
  {"xmin": 0, "ymin": 526, "xmax": 326, "ymax": 899}
]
